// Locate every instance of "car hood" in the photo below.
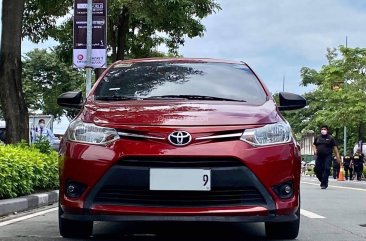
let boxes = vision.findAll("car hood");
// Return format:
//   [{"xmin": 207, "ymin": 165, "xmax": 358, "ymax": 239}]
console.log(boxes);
[{"xmin": 81, "ymin": 100, "xmax": 281, "ymax": 126}]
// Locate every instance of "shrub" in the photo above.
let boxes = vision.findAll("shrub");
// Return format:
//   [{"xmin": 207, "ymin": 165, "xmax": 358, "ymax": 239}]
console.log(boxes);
[
  {"xmin": 32, "ymin": 136, "xmax": 53, "ymax": 154},
  {"xmin": 0, "ymin": 144, "xmax": 59, "ymax": 199}
]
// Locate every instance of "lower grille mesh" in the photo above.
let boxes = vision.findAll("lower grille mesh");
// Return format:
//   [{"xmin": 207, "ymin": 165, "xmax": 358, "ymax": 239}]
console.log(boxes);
[{"xmin": 94, "ymin": 185, "xmax": 266, "ymax": 207}]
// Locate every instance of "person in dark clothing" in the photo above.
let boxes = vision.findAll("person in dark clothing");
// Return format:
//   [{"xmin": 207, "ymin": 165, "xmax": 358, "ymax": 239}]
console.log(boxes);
[
  {"xmin": 343, "ymin": 152, "xmax": 353, "ymax": 180},
  {"xmin": 0, "ymin": 129, "xmax": 5, "ymax": 143},
  {"xmin": 312, "ymin": 125, "xmax": 340, "ymax": 189},
  {"xmin": 332, "ymin": 155, "xmax": 340, "ymax": 179},
  {"xmin": 353, "ymin": 148, "xmax": 365, "ymax": 181}
]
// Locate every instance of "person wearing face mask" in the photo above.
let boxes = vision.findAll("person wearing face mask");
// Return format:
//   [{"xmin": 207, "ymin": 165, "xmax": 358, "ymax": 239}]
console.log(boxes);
[
  {"xmin": 32, "ymin": 119, "xmax": 56, "ymax": 145},
  {"xmin": 312, "ymin": 125, "xmax": 341, "ymax": 189}
]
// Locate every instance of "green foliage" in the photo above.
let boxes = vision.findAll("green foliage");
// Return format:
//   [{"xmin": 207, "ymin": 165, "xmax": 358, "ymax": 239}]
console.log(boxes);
[
  {"xmin": 32, "ymin": 136, "xmax": 53, "ymax": 154},
  {"xmin": 22, "ymin": 49, "xmax": 84, "ymax": 118},
  {"xmin": 0, "ymin": 144, "xmax": 59, "ymax": 199},
  {"xmin": 118, "ymin": 0, "xmax": 221, "ymax": 57},
  {"xmin": 51, "ymin": 20, "xmax": 73, "ymax": 66},
  {"xmin": 51, "ymin": 0, "xmax": 221, "ymax": 61},
  {"xmin": 23, "ymin": 0, "xmax": 73, "ymax": 42},
  {"xmin": 286, "ymin": 46, "xmax": 366, "ymax": 153}
]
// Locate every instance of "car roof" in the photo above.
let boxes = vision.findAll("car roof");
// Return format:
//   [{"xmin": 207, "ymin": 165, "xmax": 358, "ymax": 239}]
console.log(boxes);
[{"xmin": 112, "ymin": 57, "xmax": 246, "ymax": 66}]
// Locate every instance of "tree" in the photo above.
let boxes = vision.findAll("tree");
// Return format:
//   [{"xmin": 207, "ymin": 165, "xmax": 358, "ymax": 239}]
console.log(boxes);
[
  {"xmin": 22, "ymin": 0, "xmax": 73, "ymax": 42},
  {"xmin": 0, "ymin": 0, "xmax": 73, "ymax": 144},
  {"xmin": 22, "ymin": 49, "xmax": 84, "ymax": 119},
  {"xmin": 52, "ymin": 0, "xmax": 221, "ymax": 62},
  {"xmin": 108, "ymin": 0, "xmax": 221, "ymax": 61},
  {"xmin": 0, "ymin": 0, "xmax": 29, "ymax": 144},
  {"xmin": 285, "ymin": 46, "xmax": 366, "ymax": 153}
]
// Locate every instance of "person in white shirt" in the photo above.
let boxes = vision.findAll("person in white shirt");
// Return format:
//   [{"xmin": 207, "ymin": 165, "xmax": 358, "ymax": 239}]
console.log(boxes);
[{"xmin": 32, "ymin": 119, "xmax": 56, "ymax": 145}]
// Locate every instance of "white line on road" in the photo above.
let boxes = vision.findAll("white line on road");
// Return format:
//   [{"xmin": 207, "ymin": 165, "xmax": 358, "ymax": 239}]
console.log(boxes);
[
  {"xmin": 301, "ymin": 181, "xmax": 366, "ymax": 192},
  {"xmin": 300, "ymin": 209, "xmax": 326, "ymax": 219},
  {"xmin": 0, "ymin": 207, "xmax": 58, "ymax": 227}
]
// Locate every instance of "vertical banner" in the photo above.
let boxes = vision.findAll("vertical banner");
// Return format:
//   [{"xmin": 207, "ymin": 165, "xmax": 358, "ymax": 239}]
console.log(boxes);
[{"xmin": 73, "ymin": 0, "xmax": 107, "ymax": 68}]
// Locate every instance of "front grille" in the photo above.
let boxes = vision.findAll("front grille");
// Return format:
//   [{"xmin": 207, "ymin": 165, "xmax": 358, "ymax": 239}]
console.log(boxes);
[
  {"xmin": 94, "ymin": 185, "xmax": 266, "ymax": 207},
  {"xmin": 118, "ymin": 157, "xmax": 243, "ymax": 168}
]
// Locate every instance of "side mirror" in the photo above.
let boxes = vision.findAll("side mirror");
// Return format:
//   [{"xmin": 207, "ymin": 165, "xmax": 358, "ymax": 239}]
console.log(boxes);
[
  {"xmin": 278, "ymin": 92, "xmax": 307, "ymax": 111},
  {"xmin": 57, "ymin": 91, "xmax": 83, "ymax": 109}
]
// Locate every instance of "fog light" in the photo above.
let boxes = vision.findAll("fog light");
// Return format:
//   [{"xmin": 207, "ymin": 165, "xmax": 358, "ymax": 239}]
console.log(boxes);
[
  {"xmin": 273, "ymin": 182, "xmax": 294, "ymax": 199},
  {"xmin": 65, "ymin": 181, "xmax": 86, "ymax": 198},
  {"xmin": 284, "ymin": 185, "xmax": 292, "ymax": 194}
]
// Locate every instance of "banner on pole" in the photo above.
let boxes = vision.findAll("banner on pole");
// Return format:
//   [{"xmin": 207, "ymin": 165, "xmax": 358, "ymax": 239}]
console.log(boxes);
[{"xmin": 73, "ymin": 0, "xmax": 107, "ymax": 68}]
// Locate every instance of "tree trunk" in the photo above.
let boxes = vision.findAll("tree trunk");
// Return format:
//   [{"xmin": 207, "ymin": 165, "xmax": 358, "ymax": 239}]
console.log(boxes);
[
  {"xmin": 0, "ymin": 0, "xmax": 29, "ymax": 144},
  {"xmin": 116, "ymin": 7, "xmax": 129, "ymax": 60},
  {"xmin": 109, "ymin": 16, "xmax": 117, "ymax": 62},
  {"xmin": 94, "ymin": 68, "xmax": 106, "ymax": 81}
]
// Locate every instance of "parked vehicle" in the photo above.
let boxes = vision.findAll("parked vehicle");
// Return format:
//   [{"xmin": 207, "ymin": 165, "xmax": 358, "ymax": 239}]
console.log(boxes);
[{"xmin": 57, "ymin": 58, "xmax": 306, "ymax": 239}]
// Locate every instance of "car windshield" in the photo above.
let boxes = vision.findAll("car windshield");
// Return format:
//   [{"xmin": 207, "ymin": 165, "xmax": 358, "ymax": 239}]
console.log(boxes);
[{"xmin": 93, "ymin": 62, "xmax": 267, "ymax": 104}]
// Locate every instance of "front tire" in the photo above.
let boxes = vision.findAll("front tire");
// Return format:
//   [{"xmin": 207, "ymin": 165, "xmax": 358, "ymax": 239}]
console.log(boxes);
[
  {"xmin": 59, "ymin": 206, "xmax": 93, "ymax": 238},
  {"xmin": 265, "ymin": 207, "xmax": 300, "ymax": 240}
]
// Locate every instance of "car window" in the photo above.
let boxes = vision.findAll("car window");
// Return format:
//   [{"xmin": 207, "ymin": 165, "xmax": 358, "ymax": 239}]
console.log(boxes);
[{"xmin": 94, "ymin": 62, "xmax": 267, "ymax": 104}]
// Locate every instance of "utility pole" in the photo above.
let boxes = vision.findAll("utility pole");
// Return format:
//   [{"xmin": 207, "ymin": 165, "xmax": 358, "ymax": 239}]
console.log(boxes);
[
  {"xmin": 343, "ymin": 36, "xmax": 347, "ymax": 156},
  {"xmin": 85, "ymin": 0, "xmax": 93, "ymax": 96},
  {"xmin": 282, "ymin": 75, "xmax": 285, "ymax": 92}
]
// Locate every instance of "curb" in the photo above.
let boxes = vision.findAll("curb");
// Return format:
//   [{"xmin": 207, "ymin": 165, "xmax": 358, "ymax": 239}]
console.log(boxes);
[{"xmin": 0, "ymin": 190, "xmax": 59, "ymax": 217}]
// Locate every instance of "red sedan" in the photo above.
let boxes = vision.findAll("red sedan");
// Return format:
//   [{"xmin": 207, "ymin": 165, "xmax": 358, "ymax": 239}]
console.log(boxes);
[{"xmin": 57, "ymin": 58, "xmax": 306, "ymax": 239}]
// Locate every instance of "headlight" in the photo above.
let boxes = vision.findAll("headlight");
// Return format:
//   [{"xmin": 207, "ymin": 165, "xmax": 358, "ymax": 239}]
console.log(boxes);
[
  {"xmin": 67, "ymin": 120, "xmax": 119, "ymax": 145},
  {"xmin": 240, "ymin": 123, "xmax": 292, "ymax": 146}
]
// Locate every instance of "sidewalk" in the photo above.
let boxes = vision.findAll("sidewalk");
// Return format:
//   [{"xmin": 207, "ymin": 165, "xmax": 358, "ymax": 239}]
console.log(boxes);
[{"xmin": 0, "ymin": 190, "xmax": 59, "ymax": 217}]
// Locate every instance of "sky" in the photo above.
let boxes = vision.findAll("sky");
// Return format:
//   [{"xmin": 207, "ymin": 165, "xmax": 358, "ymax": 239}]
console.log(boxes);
[
  {"xmin": 177, "ymin": 0, "xmax": 366, "ymax": 94},
  {"xmin": 2, "ymin": 0, "xmax": 366, "ymax": 131}
]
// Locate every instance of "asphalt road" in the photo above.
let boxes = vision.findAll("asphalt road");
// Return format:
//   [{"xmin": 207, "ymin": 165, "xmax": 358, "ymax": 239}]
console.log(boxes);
[{"xmin": 0, "ymin": 176, "xmax": 365, "ymax": 241}]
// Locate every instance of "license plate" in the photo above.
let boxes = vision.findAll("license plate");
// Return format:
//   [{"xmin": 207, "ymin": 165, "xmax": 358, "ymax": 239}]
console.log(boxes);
[{"xmin": 150, "ymin": 168, "xmax": 211, "ymax": 191}]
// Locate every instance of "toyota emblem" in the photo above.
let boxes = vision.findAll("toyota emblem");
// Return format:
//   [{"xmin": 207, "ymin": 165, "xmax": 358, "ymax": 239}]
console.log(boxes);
[{"xmin": 168, "ymin": 131, "xmax": 192, "ymax": 146}]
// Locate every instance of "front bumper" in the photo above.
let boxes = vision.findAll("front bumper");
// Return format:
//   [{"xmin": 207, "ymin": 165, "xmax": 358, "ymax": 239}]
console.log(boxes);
[
  {"xmin": 59, "ymin": 138, "xmax": 301, "ymax": 220},
  {"xmin": 61, "ymin": 212, "xmax": 299, "ymax": 223}
]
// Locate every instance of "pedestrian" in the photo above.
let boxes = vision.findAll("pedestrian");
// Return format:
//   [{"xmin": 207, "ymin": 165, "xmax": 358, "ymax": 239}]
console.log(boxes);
[
  {"xmin": 332, "ymin": 155, "xmax": 340, "ymax": 179},
  {"xmin": 312, "ymin": 125, "xmax": 341, "ymax": 189},
  {"xmin": 343, "ymin": 151, "xmax": 353, "ymax": 180},
  {"xmin": 353, "ymin": 148, "xmax": 365, "ymax": 181},
  {"xmin": 32, "ymin": 119, "xmax": 56, "ymax": 145}
]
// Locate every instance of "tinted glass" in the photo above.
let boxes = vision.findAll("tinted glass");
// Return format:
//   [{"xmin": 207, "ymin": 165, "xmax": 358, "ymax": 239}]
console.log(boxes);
[{"xmin": 94, "ymin": 62, "xmax": 267, "ymax": 104}]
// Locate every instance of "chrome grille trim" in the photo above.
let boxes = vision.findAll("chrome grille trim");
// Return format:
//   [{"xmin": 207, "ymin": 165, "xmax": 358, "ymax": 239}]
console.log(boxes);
[
  {"xmin": 195, "ymin": 133, "xmax": 243, "ymax": 141},
  {"xmin": 118, "ymin": 132, "xmax": 165, "ymax": 140}
]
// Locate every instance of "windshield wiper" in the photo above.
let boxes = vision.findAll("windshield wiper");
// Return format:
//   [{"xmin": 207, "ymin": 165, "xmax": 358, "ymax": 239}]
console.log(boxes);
[
  {"xmin": 95, "ymin": 95, "xmax": 139, "ymax": 101},
  {"xmin": 146, "ymin": 95, "xmax": 246, "ymax": 102}
]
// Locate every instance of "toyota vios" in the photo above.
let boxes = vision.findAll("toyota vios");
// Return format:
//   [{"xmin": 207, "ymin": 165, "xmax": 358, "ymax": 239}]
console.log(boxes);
[{"xmin": 57, "ymin": 58, "xmax": 306, "ymax": 239}]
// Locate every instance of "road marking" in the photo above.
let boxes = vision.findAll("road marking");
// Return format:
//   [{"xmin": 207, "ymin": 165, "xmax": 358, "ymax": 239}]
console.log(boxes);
[
  {"xmin": 0, "ymin": 207, "xmax": 58, "ymax": 227},
  {"xmin": 300, "ymin": 209, "xmax": 325, "ymax": 219},
  {"xmin": 302, "ymin": 181, "xmax": 366, "ymax": 192}
]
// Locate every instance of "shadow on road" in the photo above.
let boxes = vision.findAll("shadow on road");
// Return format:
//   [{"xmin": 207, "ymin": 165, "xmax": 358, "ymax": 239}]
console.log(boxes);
[{"xmin": 90, "ymin": 222, "xmax": 268, "ymax": 241}]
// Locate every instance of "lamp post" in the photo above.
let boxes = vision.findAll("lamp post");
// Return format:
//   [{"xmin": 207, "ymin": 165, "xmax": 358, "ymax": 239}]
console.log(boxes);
[
  {"xmin": 343, "ymin": 36, "xmax": 348, "ymax": 156},
  {"xmin": 85, "ymin": 0, "xmax": 93, "ymax": 96}
]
